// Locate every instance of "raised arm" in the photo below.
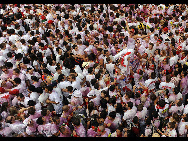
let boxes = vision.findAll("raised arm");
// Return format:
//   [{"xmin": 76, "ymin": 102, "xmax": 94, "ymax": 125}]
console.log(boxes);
[{"xmin": 125, "ymin": 18, "xmax": 130, "ymax": 34}]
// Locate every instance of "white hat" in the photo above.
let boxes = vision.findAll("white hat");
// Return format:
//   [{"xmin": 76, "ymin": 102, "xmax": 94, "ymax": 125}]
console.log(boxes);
[
  {"xmin": 87, "ymin": 90, "xmax": 96, "ymax": 97},
  {"xmin": 73, "ymin": 90, "xmax": 82, "ymax": 97}
]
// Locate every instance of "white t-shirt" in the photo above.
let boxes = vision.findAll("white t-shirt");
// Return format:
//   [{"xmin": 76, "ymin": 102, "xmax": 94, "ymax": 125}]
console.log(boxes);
[
  {"xmin": 145, "ymin": 78, "xmax": 156, "ymax": 90},
  {"xmin": 38, "ymin": 92, "xmax": 49, "ymax": 106},
  {"xmin": 164, "ymin": 128, "xmax": 176, "ymax": 137},
  {"xmin": 178, "ymin": 119, "xmax": 188, "ymax": 137},
  {"xmin": 0, "ymin": 56, "xmax": 6, "ymax": 66},
  {"xmin": 169, "ymin": 55, "xmax": 178, "ymax": 66},
  {"xmin": 159, "ymin": 82, "xmax": 175, "ymax": 94},
  {"xmin": 123, "ymin": 106, "xmax": 137, "ymax": 121}
]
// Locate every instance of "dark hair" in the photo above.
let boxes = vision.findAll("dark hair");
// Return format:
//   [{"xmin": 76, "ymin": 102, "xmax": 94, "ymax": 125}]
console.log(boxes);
[
  {"xmin": 36, "ymin": 117, "xmax": 44, "ymax": 125},
  {"xmin": 137, "ymin": 104, "xmax": 143, "ymax": 111},
  {"xmin": 100, "ymin": 110, "xmax": 107, "ymax": 119},
  {"xmin": 58, "ymin": 74, "xmax": 65, "ymax": 82},
  {"xmin": 67, "ymin": 86, "xmax": 73, "ymax": 92},
  {"xmin": 72, "ymin": 117, "xmax": 80, "ymax": 126},
  {"xmin": 88, "ymin": 67, "xmax": 93, "ymax": 74},
  {"xmin": 31, "ymin": 76, "xmax": 39, "ymax": 82},
  {"xmin": 47, "ymin": 85, "xmax": 53, "ymax": 92},
  {"xmin": 5, "ymin": 62, "xmax": 13, "ymax": 68},
  {"xmin": 116, "ymin": 103, "xmax": 123, "ymax": 115},
  {"xmin": 158, "ymin": 99, "xmax": 165, "ymax": 107},
  {"xmin": 109, "ymin": 111, "xmax": 116, "ymax": 119},
  {"xmin": 109, "ymin": 85, "xmax": 115, "ymax": 91},
  {"xmin": 133, "ymin": 116, "xmax": 139, "ymax": 124},
  {"xmin": 127, "ymin": 102, "xmax": 133, "ymax": 109},
  {"xmin": 7, "ymin": 52, "xmax": 13, "ymax": 58},
  {"xmin": 151, "ymin": 72, "xmax": 156, "ymax": 79},
  {"xmin": 95, "ymin": 73, "xmax": 101, "ymax": 80},
  {"xmin": 146, "ymin": 117, "xmax": 151, "ymax": 126},
  {"xmin": 168, "ymin": 122, "xmax": 175, "ymax": 129},
  {"xmin": 177, "ymin": 100, "xmax": 182, "ymax": 107},
  {"xmin": 166, "ymin": 74, "xmax": 171, "ymax": 83},
  {"xmin": 100, "ymin": 98, "xmax": 107, "ymax": 109},
  {"xmin": 88, "ymin": 101, "xmax": 94, "ymax": 115},
  {"xmin": 28, "ymin": 107, "xmax": 36, "ymax": 115},
  {"xmin": 23, "ymin": 57, "xmax": 30, "ymax": 64},
  {"xmin": 14, "ymin": 78, "xmax": 21, "ymax": 84},
  {"xmin": 13, "ymin": 68, "xmax": 20, "ymax": 74},
  {"xmin": 41, "ymin": 108, "xmax": 47, "ymax": 116},
  {"xmin": 28, "ymin": 100, "xmax": 36, "ymax": 106},
  {"xmin": 28, "ymin": 85, "xmax": 36, "ymax": 92},
  {"xmin": 36, "ymin": 87, "xmax": 43, "ymax": 94},
  {"xmin": 94, "ymin": 83, "xmax": 99, "ymax": 90},
  {"xmin": 1, "ymin": 102, "xmax": 8, "ymax": 112},
  {"xmin": 150, "ymin": 93, "xmax": 156, "ymax": 101}
]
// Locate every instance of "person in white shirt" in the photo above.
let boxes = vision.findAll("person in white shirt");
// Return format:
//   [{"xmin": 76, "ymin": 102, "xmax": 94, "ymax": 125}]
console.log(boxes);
[
  {"xmin": 45, "ymin": 86, "xmax": 62, "ymax": 115},
  {"xmin": 159, "ymin": 74, "xmax": 175, "ymax": 94},
  {"xmin": 163, "ymin": 122, "xmax": 177, "ymax": 137},
  {"xmin": 122, "ymin": 102, "xmax": 137, "ymax": 125},
  {"xmin": 12, "ymin": 93, "xmax": 30, "ymax": 108},
  {"xmin": 178, "ymin": 114, "xmax": 188, "ymax": 137},
  {"xmin": 145, "ymin": 72, "xmax": 157, "ymax": 91},
  {"xmin": 169, "ymin": 50, "xmax": 179, "ymax": 67}
]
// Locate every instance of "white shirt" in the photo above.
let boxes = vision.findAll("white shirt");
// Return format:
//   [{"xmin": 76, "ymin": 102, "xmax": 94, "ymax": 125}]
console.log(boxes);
[
  {"xmin": 159, "ymin": 82, "xmax": 175, "ymax": 94},
  {"xmin": 0, "ymin": 56, "xmax": 6, "ymax": 66},
  {"xmin": 72, "ymin": 80, "xmax": 81, "ymax": 90},
  {"xmin": 169, "ymin": 55, "xmax": 178, "ymax": 66},
  {"xmin": 123, "ymin": 106, "xmax": 137, "ymax": 121},
  {"xmin": 49, "ymin": 91, "xmax": 62, "ymax": 114},
  {"xmin": 38, "ymin": 92, "xmax": 49, "ymax": 106},
  {"xmin": 145, "ymin": 78, "xmax": 156, "ymax": 90},
  {"xmin": 178, "ymin": 119, "xmax": 188, "ymax": 137}
]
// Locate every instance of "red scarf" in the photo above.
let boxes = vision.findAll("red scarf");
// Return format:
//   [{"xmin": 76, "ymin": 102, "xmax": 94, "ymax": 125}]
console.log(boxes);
[
  {"xmin": 156, "ymin": 104, "xmax": 165, "ymax": 109},
  {"xmin": 181, "ymin": 56, "xmax": 186, "ymax": 60},
  {"xmin": 121, "ymin": 52, "xmax": 131, "ymax": 67}
]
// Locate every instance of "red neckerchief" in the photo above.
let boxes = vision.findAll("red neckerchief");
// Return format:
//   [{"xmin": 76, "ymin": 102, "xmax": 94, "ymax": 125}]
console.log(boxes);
[
  {"xmin": 181, "ymin": 56, "xmax": 186, "ymax": 60},
  {"xmin": 156, "ymin": 104, "xmax": 165, "ymax": 109},
  {"xmin": 41, "ymin": 45, "xmax": 48, "ymax": 51},
  {"xmin": 123, "ymin": 86, "xmax": 131, "ymax": 92},
  {"xmin": 117, "ymin": 133, "xmax": 122, "ymax": 137},
  {"xmin": 97, "ymin": 127, "xmax": 101, "ymax": 132},
  {"xmin": 106, "ymin": 81, "xmax": 110, "ymax": 85}
]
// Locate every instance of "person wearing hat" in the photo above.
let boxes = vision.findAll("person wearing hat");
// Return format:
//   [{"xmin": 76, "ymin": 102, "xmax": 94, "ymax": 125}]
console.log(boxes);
[{"xmin": 70, "ymin": 89, "xmax": 83, "ymax": 107}]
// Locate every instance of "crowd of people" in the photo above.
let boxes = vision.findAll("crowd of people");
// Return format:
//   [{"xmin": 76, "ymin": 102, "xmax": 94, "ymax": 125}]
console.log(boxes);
[{"xmin": 0, "ymin": 4, "xmax": 187, "ymax": 137}]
